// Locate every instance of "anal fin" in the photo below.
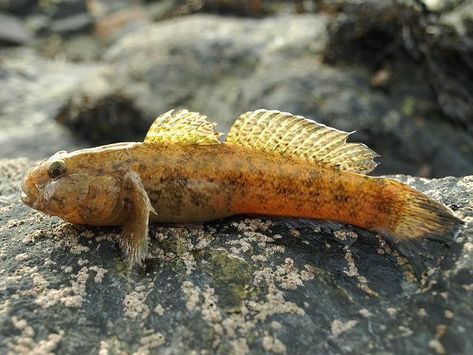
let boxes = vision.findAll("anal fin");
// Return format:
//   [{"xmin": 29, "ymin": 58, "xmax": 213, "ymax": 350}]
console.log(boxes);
[{"xmin": 119, "ymin": 171, "xmax": 156, "ymax": 267}]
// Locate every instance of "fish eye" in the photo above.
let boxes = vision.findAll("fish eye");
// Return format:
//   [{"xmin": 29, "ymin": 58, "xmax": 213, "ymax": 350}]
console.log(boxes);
[{"xmin": 48, "ymin": 160, "xmax": 67, "ymax": 178}]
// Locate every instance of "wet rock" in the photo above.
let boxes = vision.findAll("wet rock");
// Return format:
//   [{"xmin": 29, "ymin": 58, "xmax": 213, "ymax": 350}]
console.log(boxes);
[
  {"xmin": 0, "ymin": 49, "xmax": 103, "ymax": 159},
  {"xmin": 56, "ymin": 14, "xmax": 473, "ymax": 177},
  {"xmin": 0, "ymin": 159, "xmax": 471, "ymax": 354},
  {"xmin": 0, "ymin": 12, "xmax": 33, "ymax": 45}
]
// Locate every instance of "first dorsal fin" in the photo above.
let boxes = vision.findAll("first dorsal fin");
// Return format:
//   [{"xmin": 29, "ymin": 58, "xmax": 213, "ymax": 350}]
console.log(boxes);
[
  {"xmin": 144, "ymin": 109, "xmax": 222, "ymax": 145},
  {"xmin": 225, "ymin": 109, "xmax": 379, "ymax": 174}
]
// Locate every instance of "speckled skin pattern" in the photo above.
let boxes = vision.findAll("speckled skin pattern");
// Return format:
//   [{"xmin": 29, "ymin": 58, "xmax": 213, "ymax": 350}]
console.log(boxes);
[{"xmin": 21, "ymin": 143, "xmax": 400, "ymax": 230}]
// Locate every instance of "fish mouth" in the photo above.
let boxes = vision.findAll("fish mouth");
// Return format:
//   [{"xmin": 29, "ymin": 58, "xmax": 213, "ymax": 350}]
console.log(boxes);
[
  {"xmin": 20, "ymin": 190, "xmax": 32, "ymax": 206},
  {"xmin": 20, "ymin": 178, "xmax": 41, "ymax": 209}
]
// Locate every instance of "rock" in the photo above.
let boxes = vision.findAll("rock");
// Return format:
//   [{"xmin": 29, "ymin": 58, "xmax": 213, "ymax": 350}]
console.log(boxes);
[
  {"xmin": 48, "ymin": 13, "xmax": 94, "ymax": 35},
  {"xmin": 0, "ymin": 48, "xmax": 104, "ymax": 159},
  {"xmin": 423, "ymin": 0, "xmax": 461, "ymax": 12},
  {"xmin": 0, "ymin": 0, "xmax": 38, "ymax": 16},
  {"xmin": 321, "ymin": 0, "xmax": 473, "ymax": 135},
  {"xmin": 184, "ymin": 0, "xmax": 265, "ymax": 17},
  {"xmin": 55, "ymin": 14, "xmax": 329, "ymax": 141},
  {"xmin": 93, "ymin": 6, "xmax": 151, "ymax": 41},
  {"xmin": 56, "ymin": 14, "xmax": 473, "ymax": 177},
  {"xmin": 0, "ymin": 159, "xmax": 471, "ymax": 354},
  {"xmin": 55, "ymin": 35, "xmax": 104, "ymax": 62},
  {"xmin": 0, "ymin": 12, "xmax": 33, "ymax": 45},
  {"xmin": 440, "ymin": 0, "xmax": 473, "ymax": 34}
]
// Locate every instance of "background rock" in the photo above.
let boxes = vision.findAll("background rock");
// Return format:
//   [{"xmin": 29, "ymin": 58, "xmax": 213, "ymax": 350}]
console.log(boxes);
[
  {"xmin": 0, "ymin": 12, "xmax": 32, "ymax": 45},
  {"xmin": 55, "ymin": 14, "xmax": 473, "ymax": 177},
  {"xmin": 321, "ymin": 0, "xmax": 473, "ymax": 134},
  {"xmin": 0, "ymin": 160, "xmax": 471, "ymax": 354},
  {"xmin": 0, "ymin": 48, "xmax": 102, "ymax": 159}
]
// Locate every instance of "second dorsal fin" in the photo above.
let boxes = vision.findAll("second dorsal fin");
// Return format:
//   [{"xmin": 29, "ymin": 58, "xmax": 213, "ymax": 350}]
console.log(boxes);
[
  {"xmin": 225, "ymin": 110, "xmax": 379, "ymax": 174},
  {"xmin": 144, "ymin": 109, "xmax": 222, "ymax": 145}
]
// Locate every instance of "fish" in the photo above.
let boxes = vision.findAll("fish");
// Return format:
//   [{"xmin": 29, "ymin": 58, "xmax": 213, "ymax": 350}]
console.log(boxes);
[{"xmin": 21, "ymin": 109, "xmax": 464, "ymax": 265}]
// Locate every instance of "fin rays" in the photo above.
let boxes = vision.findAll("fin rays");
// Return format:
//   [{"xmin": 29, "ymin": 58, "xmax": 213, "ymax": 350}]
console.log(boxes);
[
  {"xmin": 144, "ymin": 108, "xmax": 378, "ymax": 174},
  {"xmin": 144, "ymin": 109, "xmax": 222, "ymax": 145},
  {"xmin": 225, "ymin": 109, "xmax": 379, "ymax": 174}
]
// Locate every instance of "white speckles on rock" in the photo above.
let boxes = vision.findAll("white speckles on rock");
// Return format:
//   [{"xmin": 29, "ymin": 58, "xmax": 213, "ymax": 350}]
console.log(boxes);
[
  {"xmin": 7, "ymin": 317, "xmax": 64, "ymax": 355},
  {"xmin": 429, "ymin": 339, "xmax": 446, "ymax": 355},
  {"xmin": 274, "ymin": 258, "xmax": 315, "ymax": 290},
  {"xmin": 418, "ymin": 308, "xmax": 428, "ymax": 317},
  {"xmin": 153, "ymin": 304, "xmax": 165, "ymax": 316},
  {"xmin": 343, "ymin": 247, "xmax": 379, "ymax": 297},
  {"xmin": 201, "ymin": 287, "xmax": 223, "ymax": 324},
  {"xmin": 123, "ymin": 289, "xmax": 150, "ymax": 320},
  {"xmin": 22, "ymin": 230, "xmax": 44, "ymax": 245},
  {"xmin": 134, "ymin": 332, "xmax": 165, "ymax": 355},
  {"xmin": 14, "ymin": 253, "xmax": 29, "ymax": 262},
  {"xmin": 181, "ymin": 281, "xmax": 201, "ymax": 311},
  {"xmin": 330, "ymin": 319, "xmax": 358, "ymax": 338},
  {"xmin": 262, "ymin": 335, "xmax": 287, "ymax": 354},
  {"xmin": 229, "ymin": 338, "xmax": 250, "ymax": 355},
  {"xmin": 31, "ymin": 272, "xmax": 50, "ymax": 292},
  {"xmin": 398, "ymin": 325, "xmax": 414, "ymax": 337},
  {"xmin": 89, "ymin": 265, "xmax": 108, "ymax": 283},
  {"xmin": 444, "ymin": 310, "xmax": 454, "ymax": 319},
  {"xmin": 386, "ymin": 308, "xmax": 398, "ymax": 317},
  {"xmin": 251, "ymin": 269, "xmax": 305, "ymax": 321},
  {"xmin": 334, "ymin": 230, "xmax": 358, "ymax": 241},
  {"xmin": 181, "ymin": 252, "xmax": 196, "ymax": 275},
  {"xmin": 34, "ymin": 266, "xmax": 90, "ymax": 308}
]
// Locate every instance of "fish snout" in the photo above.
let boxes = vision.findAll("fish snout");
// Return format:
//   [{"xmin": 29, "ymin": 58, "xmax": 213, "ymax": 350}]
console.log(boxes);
[{"xmin": 20, "ymin": 177, "xmax": 40, "ymax": 209}]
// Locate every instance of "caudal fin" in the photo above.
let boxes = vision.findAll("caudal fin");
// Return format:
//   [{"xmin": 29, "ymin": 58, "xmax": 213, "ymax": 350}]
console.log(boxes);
[{"xmin": 388, "ymin": 183, "xmax": 464, "ymax": 243}]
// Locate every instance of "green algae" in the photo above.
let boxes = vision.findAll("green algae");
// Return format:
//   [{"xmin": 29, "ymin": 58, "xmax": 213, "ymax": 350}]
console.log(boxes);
[{"xmin": 201, "ymin": 250, "xmax": 255, "ymax": 312}]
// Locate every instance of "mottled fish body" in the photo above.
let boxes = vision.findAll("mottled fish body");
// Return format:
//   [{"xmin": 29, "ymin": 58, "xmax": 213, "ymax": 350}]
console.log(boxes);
[{"xmin": 21, "ymin": 109, "xmax": 464, "ymax": 265}]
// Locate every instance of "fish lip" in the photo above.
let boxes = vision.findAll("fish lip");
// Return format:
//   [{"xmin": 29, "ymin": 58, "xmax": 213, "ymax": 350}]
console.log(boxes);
[
  {"xmin": 20, "ymin": 179, "xmax": 33, "ymax": 207},
  {"xmin": 20, "ymin": 191, "xmax": 32, "ymax": 206},
  {"xmin": 20, "ymin": 178, "xmax": 40, "ymax": 209}
]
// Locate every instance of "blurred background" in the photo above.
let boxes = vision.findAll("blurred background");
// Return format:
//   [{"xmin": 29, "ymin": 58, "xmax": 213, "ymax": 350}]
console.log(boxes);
[{"xmin": 0, "ymin": 0, "xmax": 472, "ymax": 177}]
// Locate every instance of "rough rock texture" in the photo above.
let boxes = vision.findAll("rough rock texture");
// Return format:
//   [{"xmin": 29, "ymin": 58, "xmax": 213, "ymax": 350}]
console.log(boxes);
[
  {"xmin": 321, "ymin": 0, "xmax": 473, "ymax": 133},
  {"xmin": 55, "ymin": 14, "xmax": 473, "ymax": 177},
  {"xmin": 0, "ymin": 48, "xmax": 102, "ymax": 159},
  {"xmin": 0, "ymin": 159, "xmax": 471, "ymax": 354}
]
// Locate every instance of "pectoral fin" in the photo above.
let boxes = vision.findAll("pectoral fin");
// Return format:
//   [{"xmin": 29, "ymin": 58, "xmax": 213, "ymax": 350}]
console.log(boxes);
[{"xmin": 119, "ymin": 171, "xmax": 156, "ymax": 266}]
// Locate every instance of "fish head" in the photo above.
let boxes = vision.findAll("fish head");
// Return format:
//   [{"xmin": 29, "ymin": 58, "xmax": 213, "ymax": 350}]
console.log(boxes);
[{"xmin": 21, "ymin": 150, "xmax": 123, "ymax": 225}]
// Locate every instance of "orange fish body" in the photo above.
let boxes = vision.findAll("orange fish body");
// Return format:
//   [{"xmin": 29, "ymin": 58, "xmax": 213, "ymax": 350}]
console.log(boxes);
[{"xmin": 21, "ymin": 109, "xmax": 463, "ymax": 265}]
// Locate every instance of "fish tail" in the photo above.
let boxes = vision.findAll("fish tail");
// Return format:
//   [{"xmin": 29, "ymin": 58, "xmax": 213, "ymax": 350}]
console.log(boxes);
[{"xmin": 383, "ymin": 181, "xmax": 464, "ymax": 243}]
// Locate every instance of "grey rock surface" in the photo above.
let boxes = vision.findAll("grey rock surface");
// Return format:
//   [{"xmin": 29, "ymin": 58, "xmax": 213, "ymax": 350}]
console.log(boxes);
[
  {"xmin": 0, "ymin": 48, "xmax": 103, "ymax": 159},
  {"xmin": 0, "ymin": 12, "xmax": 33, "ymax": 45},
  {"xmin": 0, "ymin": 159, "xmax": 471, "ymax": 354},
  {"xmin": 55, "ymin": 14, "xmax": 473, "ymax": 177}
]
